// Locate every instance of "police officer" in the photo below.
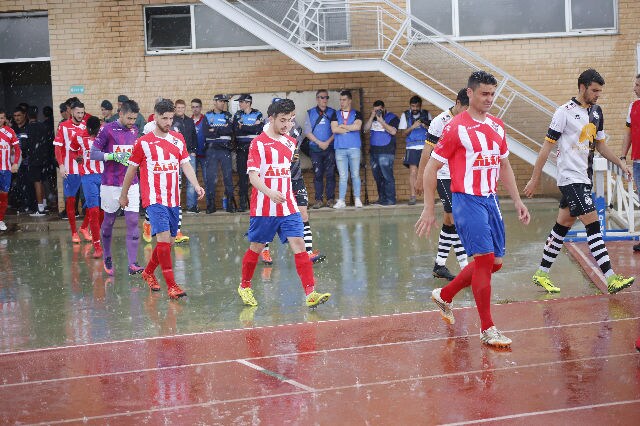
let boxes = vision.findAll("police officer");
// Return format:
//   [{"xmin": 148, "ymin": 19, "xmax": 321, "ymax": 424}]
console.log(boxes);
[
  {"xmin": 204, "ymin": 94, "xmax": 235, "ymax": 214},
  {"xmin": 233, "ymin": 94, "xmax": 264, "ymax": 212}
]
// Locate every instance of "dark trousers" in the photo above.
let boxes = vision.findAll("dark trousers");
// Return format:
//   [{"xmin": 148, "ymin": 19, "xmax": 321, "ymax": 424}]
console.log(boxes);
[
  {"xmin": 311, "ymin": 149, "xmax": 336, "ymax": 201},
  {"xmin": 370, "ymin": 152, "xmax": 396, "ymax": 204},
  {"xmin": 236, "ymin": 144, "xmax": 249, "ymax": 206},
  {"xmin": 205, "ymin": 147, "xmax": 234, "ymax": 210}
]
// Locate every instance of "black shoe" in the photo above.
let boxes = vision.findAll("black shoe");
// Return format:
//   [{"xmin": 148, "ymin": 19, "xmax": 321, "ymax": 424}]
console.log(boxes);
[
  {"xmin": 634, "ymin": 243, "xmax": 640, "ymax": 252},
  {"xmin": 226, "ymin": 205, "xmax": 236, "ymax": 213},
  {"xmin": 185, "ymin": 207, "xmax": 199, "ymax": 214},
  {"xmin": 433, "ymin": 264, "xmax": 456, "ymax": 281},
  {"xmin": 206, "ymin": 207, "xmax": 216, "ymax": 214}
]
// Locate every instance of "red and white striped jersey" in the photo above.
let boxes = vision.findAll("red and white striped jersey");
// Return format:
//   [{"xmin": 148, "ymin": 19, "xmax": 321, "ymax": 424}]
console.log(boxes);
[
  {"xmin": 54, "ymin": 119, "xmax": 87, "ymax": 175},
  {"xmin": 247, "ymin": 132, "xmax": 299, "ymax": 217},
  {"xmin": 0, "ymin": 125, "xmax": 19, "ymax": 171},
  {"xmin": 432, "ymin": 111, "xmax": 508, "ymax": 196},
  {"xmin": 129, "ymin": 130, "xmax": 189, "ymax": 208},
  {"xmin": 71, "ymin": 135, "xmax": 104, "ymax": 175}
]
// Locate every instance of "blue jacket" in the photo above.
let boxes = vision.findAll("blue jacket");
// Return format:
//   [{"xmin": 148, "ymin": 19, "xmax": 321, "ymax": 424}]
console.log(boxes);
[
  {"xmin": 204, "ymin": 111, "xmax": 234, "ymax": 150},
  {"xmin": 331, "ymin": 109, "xmax": 362, "ymax": 149},
  {"xmin": 233, "ymin": 109, "xmax": 264, "ymax": 145},
  {"xmin": 306, "ymin": 106, "xmax": 336, "ymax": 153}
]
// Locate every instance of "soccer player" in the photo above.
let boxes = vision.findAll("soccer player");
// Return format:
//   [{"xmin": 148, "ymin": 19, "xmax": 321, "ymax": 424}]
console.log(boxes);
[
  {"xmin": 91, "ymin": 100, "xmax": 144, "ymax": 276},
  {"xmin": 120, "ymin": 99, "xmax": 204, "ymax": 299},
  {"xmin": 71, "ymin": 116, "xmax": 104, "ymax": 258},
  {"xmin": 54, "ymin": 101, "xmax": 90, "ymax": 242},
  {"xmin": 524, "ymin": 69, "xmax": 635, "ymax": 294},
  {"xmin": 238, "ymin": 99, "xmax": 330, "ymax": 308},
  {"xmin": 415, "ymin": 89, "xmax": 470, "ymax": 281},
  {"xmin": 0, "ymin": 109, "xmax": 21, "ymax": 231},
  {"xmin": 620, "ymin": 73, "xmax": 640, "ymax": 252},
  {"xmin": 415, "ymin": 71, "xmax": 531, "ymax": 348}
]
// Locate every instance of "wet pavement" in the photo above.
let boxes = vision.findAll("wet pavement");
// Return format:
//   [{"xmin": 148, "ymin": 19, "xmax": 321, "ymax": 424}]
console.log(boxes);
[{"xmin": 0, "ymin": 201, "xmax": 607, "ymax": 353}]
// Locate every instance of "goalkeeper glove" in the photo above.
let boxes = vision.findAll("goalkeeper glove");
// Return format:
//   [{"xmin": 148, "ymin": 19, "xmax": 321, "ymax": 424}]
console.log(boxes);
[{"xmin": 105, "ymin": 152, "xmax": 131, "ymax": 165}]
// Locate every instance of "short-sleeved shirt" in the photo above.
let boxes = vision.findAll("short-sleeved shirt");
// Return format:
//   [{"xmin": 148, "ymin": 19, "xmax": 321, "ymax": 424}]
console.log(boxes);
[
  {"xmin": 247, "ymin": 132, "xmax": 299, "ymax": 217},
  {"xmin": 625, "ymin": 99, "xmax": 640, "ymax": 161},
  {"xmin": 432, "ymin": 110, "xmax": 508, "ymax": 196},
  {"xmin": 545, "ymin": 98, "xmax": 605, "ymax": 186},
  {"xmin": 54, "ymin": 119, "xmax": 86, "ymax": 175},
  {"xmin": 426, "ymin": 109, "xmax": 454, "ymax": 179},
  {"xmin": 128, "ymin": 130, "xmax": 190, "ymax": 208},
  {"xmin": 93, "ymin": 120, "xmax": 139, "ymax": 186},
  {"xmin": 0, "ymin": 125, "xmax": 19, "ymax": 171},
  {"xmin": 71, "ymin": 135, "xmax": 103, "ymax": 175}
]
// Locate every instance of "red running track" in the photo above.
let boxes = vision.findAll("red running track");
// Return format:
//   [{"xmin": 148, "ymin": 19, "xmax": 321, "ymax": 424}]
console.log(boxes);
[{"xmin": 0, "ymin": 290, "xmax": 639, "ymax": 425}]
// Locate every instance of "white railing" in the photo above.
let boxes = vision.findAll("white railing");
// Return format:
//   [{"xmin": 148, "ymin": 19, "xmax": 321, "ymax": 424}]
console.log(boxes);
[{"xmin": 606, "ymin": 162, "xmax": 639, "ymax": 234}]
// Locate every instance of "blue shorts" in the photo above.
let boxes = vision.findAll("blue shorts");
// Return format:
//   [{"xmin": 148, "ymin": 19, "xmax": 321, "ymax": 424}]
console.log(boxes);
[
  {"xmin": 0, "ymin": 170, "xmax": 11, "ymax": 192},
  {"xmin": 452, "ymin": 192, "xmax": 505, "ymax": 258},
  {"xmin": 81, "ymin": 174, "xmax": 102, "ymax": 209},
  {"xmin": 63, "ymin": 174, "xmax": 82, "ymax": 198},
  {"xmin": 247, "ymin": 213, "xmax": 304, "ymax": 244},
  {"xmin": 146, "ymin": 204, "xmax": 180, "ymax": 238},
  {"xmin": 403, "ymin": 149, "xmax": 422, "ymax": 167}
]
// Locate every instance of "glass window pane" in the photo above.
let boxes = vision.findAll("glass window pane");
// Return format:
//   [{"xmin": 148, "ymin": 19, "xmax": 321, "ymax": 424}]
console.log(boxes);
[
  {"xmin": 0, "ymin": 13, "xmax": 50, "ymax": 60},
  {"xmin": 194, "ymin": 4, "xmax": 267, "ymax": 49},
  {"xmin": 571, "ymin": 0, "xmax": 615, "ymax": 29},
  {"xmin": 409, "ymin": 0, "xmax": 453, "ymax": 36},
  {"xmin": 459, "ymin": 0, "xmax": 565, "ymax": 36},
  {"xmin": 145, "ymin": 6, "xmax": 192, "ymax": 50}
]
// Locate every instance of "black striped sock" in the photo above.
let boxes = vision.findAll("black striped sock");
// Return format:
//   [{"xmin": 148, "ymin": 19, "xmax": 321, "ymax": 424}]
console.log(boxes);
[
  {"xmin": 585, "ymin": 221, "xmax": 613, "ymax": 278},
  {"xmin": 539, "ymin": 222, "xmax": 570, "ymax": 273},
  {"xmin": 303, "ymin": 221, "xmax": 313, "ymax": 253},
  {"xmin": 435, "ymin": 224, "xmax": 455, "ymax": 266}
]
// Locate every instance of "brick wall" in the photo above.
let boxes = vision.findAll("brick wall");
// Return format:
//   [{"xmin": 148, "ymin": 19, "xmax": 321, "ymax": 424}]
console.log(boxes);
[{"xmin": 2, "ymin": 0, "xmax": 638, "ymax": 207}]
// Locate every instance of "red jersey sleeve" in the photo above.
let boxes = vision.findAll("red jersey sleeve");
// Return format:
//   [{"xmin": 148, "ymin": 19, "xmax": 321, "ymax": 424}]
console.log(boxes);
[
  {"xmin": 247, "ymin": 138, "xmax": 261, "ymax": 172},
  {"xmin": 128, "ymin": 139, "xmax": 145, "ymax": 166},
  {"xmin": 53, "ymin": 123, "xmax": 65, "ymax": 147}
]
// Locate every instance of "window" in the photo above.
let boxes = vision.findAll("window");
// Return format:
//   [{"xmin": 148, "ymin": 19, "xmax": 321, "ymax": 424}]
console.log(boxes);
[
  {"xmin": 0, "ymin": 12, "xmax": 50, "ymax": 62},
  {"xmin": 408, "ymin": 0, "xmax": 617, "ymax": 40},
  {"xmin": 144, "ymin": 4, "xmax": 269, "ymax": 54}
]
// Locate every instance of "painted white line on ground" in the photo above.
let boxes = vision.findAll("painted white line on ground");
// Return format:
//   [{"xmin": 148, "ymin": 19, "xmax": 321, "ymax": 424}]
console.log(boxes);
[{"xmin": 236, "ymin": 359, "xmax": 316, "ymax": 392}]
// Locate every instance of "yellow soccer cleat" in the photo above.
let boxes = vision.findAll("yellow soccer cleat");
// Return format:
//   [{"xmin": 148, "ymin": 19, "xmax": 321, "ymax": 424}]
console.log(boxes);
[
  {"xmin": 238, "ymin": 285, "xmax": 258, "ymax": 306},
  {"xmin": 174, "ymin": 231, "xmax": 190, "ymax": 244},
  {"xmin": 532, "ymin": 270, "xmax": 560, "ymax": 293},
  {"xmin": 305, "ymin": 290, "xmax": 331, "ymax": 308},
  {"xmin": 607, "ymin": 274, "xmax": 635, "ymax": 294}
]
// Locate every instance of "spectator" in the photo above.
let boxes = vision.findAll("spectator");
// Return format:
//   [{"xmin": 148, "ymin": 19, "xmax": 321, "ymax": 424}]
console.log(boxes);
[
  {"xmin": 24, "ymin": 106, "xmax": 50, "ymax": 216},
  {"xmin": 41, "ymin": 105, "xmax": 58, "ymax": 206},
  {"xmin": 399, "ymin": 95, "xmax": 431, "ymax": 205},
  {"xmin": 58, "ymin": 102, "xmax": 70, "ymax": 127},
  {"xmin": 10, "ymin": 106, "xmax": 36, "ymax": 213},
  {"xmin": 233, "ymin": 94, "xmax": 264, "ymax": 212},
  {"xmin": 363, "ymin": 100, "xmax": 399, "ymax": 206},
  {"xmin": 190, "ymin": 98, "xmax": 207, "ymax": 213},
  {"xmin": 304, "ymin": 89, "xmax": 336, "ymax": 209},
  {"xmin": 330, "ymin": 90, "xmax": 363, "ymax": 209},
  {"xmin": 204, "ymin": 94, "xmax": 235, "ymax": 213},
  {"xmin": 100, "ymin": 100, "xmax": 113, "ymax": 124}
]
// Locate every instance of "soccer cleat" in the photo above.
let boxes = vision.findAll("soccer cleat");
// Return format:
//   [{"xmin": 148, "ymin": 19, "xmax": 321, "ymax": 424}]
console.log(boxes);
[
  {"xmin": 174, "ymin": 231, "xmax": 190, "ymax": 243},
  {"xmin": 143, "ymin": 221, "xmax": 152, "ymax": 243},
  {"xmin": 168, "ymin": 285, "xmax": 187, "ymax": 299},
  {"xmin": 480, "ymin": 326, "xmax": 512, "ymax": 348},
  {"xmin": 103, "ymin": 256, "xmax": 114, "ymax": 276},
  {"xmin": 606, "ymin": 274, "xmax": 635, "ymax": 294},
  {"xmin": 29, "ymin": 210, "xmax": 47, "ymax": 217},
  {"xmin": 128, "ymin": 263, "xmax": 144, "ymax": 275},
  {"xmin": 433, "ymin": 264, "xmax": 456, "ymax": 281},
  {"xmin": 238, "ymin": 285, "xmax": 258, "ymax": 306},
  {"xmin": 305, "ymin": 290, "xmax": 331, "ymax": 307},
  {"xmin": 408, "ymin": 196, "xmax": 417, "ymax": 205},
  {"xmin": 71, "ymin": 233, "xmax": 81, "ymax": 243},
  {"xmin": 308, "ymin": 250, "xmax": 326, "ymax": 264},
  {"xmin": 354, "ymin": 198, "xmax": 363, "ymax": 208},
  {"xmin": 142, "ymin": 271, "xmax": 161, "ymax": 291},
  {"xmin": 260, "ymin": 249, "xmax": 273, "ymax": 265},
  {"xmin": 79, "ymin": 227, "xmax": 92, "ymax": 242},
  {"xmin": 633, "ymin": 243, "xmax": 640, "ymax": 252},
  {"xmin": 0, "ymin": 221, "xmax": 6, "ymax": 231},
  {"xmin": 333, "ymin": 199, "xmax": 346, "ymax": 209},
  {"xmin": 93, "ymin": 245, "xmax": 103, "ymax": 259},
  {"xmin": 532, "ymin": 270, "xmax": 561, "ymax": 293},
  {"xmin": 431, "ymin": 288, "xmax": 455, "ymax": 324}
]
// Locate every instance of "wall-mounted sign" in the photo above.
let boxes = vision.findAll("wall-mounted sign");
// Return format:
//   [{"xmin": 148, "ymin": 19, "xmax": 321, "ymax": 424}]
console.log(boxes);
[{"xmin": 69, "ymin": 85, "xmax": 85, "ymax": 95}]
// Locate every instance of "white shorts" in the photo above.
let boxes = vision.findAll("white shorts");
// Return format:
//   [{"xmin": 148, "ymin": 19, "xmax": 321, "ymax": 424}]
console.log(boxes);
[{"xmin": 100, "ymin": 184, "xmax": 140, "ymax": 213}]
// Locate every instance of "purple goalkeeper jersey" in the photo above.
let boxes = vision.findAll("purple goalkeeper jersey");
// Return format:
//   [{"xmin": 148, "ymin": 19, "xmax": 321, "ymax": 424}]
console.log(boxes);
[{"xmin": 93, "ymin": 120, "xmax": 139, "ymax": 186}]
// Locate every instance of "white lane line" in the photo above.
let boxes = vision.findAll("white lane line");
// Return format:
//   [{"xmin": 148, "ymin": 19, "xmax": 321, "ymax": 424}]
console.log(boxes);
[
  {"xmin": 441, "ymin": 399, "xmax": 640, "ymax": 425},
  {"xmin": 2, "ymin": 316, "xmax": 639, "ymax": 388},
  {"xmin": 236, "ymin": 359, "xmax": 316, "ymax": 392}
]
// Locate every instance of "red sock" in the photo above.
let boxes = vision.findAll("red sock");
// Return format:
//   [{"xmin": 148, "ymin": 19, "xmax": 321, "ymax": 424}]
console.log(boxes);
[
  {"xmin": 471, "ymin": 253, "xmax": 495, "ymax": 332},
  {"xmin": 0, "ymin": 192, "xmax": 7, "ymax": 221},
  {"xmin": 88, "ymin": 207, "xmax": 101, "ymax": 245},
  {"xmin": 144, "ymin": 246, "xmax": 159, "ymax": 275},
  {"xmin": 156, "ymin": 242, "xmax": 177, "ymax": 290},
  {"xmin": 440, "ymin": 261, "xmax": 474, "ymax": 303},
  {"xmin": 66, "ymin": 197, "xmax": 77, "ymax": 234},
  {"xmin": 241, "ymin": 249, "xmax": 259, "ymax": 288},
  {"xmin": 80, "ymin": 211, "xmax": 90, "ymax": 230},
  {"xmin": 294, "ymin": 251, "xmax": 315, "ymax": 295},
  {"xmin": 492, "ymin": 263, "xmax": 502, "ymax": 273}
]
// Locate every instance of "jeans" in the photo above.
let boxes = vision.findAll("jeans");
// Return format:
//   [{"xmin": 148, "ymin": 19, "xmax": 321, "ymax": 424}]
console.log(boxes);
[
  {"xmin": 310, "ymin": 149, "xmax": 336, "ymax": 201},
  {"xmin": 370, "ymin": 152, "xmax": 396, "ymax": 204},
  {"xmin": 185, "ymin": 154, "xmax": 207, "ymax": 210},
  {"xmin": 634, "ymin": 161, "xmax": 640, "ymax": 200},
  {"xmin": 205, "ymin": 147, "xmax": 234, "ymax": 210},
  {"xmin": 334, "ymin": 147, "xmax": 361, "ymax": 200}
]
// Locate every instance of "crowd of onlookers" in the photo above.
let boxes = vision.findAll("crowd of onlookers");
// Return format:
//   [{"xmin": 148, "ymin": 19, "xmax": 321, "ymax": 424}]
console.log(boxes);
[{"xmin": 0, "ymin": 90, "xmax": 436, "ymax": 222}]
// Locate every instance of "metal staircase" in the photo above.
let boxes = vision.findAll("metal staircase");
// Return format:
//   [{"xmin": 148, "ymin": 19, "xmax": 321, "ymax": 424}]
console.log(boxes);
[{"xmin": 201, "ymin": 0, "xmax": 562, "ymax": 175}]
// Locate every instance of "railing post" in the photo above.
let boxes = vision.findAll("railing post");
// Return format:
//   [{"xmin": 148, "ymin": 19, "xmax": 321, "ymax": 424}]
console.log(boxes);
[{"xmin": 383, "ymin": 16, "xmax": 410, "ymax": 60}]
